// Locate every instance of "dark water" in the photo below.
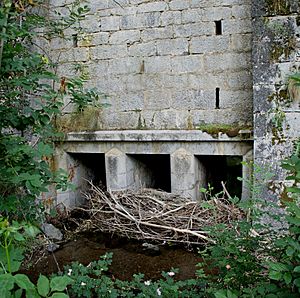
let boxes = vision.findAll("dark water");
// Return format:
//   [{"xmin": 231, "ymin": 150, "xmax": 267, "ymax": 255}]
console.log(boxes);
[{"xmin": 23, "ymin": 232, "xmax": 202, "ymax": 282}]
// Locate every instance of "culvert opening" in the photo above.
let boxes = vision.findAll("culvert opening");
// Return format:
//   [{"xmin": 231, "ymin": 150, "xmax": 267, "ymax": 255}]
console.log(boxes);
[
  {"xmin": 68, "ymin": 153, "xmax": 107, "ymax": 190},
  {"xmin": 196, "ymin": 155, "xmax": 242, "ymax": 198},
  {"xmin": 127, "ymin": 154, "xmax": 171, "ymax": 192}
]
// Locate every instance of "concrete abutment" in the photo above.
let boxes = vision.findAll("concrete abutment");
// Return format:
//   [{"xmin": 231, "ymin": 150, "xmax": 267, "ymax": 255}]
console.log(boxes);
[{"xmin": 55, "ymin": 131, "xmax": 253, "ymax": 207}]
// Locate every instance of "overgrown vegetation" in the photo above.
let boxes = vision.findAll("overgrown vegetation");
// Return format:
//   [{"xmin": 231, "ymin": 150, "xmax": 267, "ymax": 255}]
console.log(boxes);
[
  {"xmin": 197, "ymin": 123, "xmax": 251, "ymax": 138},
  {"xmin": 0, "ymin": 0, "xmax": 99, "ymax": 221},
  {"xmin": 0, "ymin": 1, "xmax": 300, "ymax": 297}
]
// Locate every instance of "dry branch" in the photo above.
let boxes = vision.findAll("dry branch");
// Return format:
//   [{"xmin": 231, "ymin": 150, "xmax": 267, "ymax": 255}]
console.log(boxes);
[{"xmin": 83, "ymin": 183, "xmax": 244, "ymax": 246}]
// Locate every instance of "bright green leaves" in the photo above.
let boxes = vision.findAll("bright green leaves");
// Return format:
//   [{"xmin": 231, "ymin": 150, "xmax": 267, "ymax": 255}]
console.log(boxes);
[
  {"xmin": 37, "ymin": 275, "xmax": 50, "ymax": 297},
  {"xmin": 0, "ymin": 273, "xmax": 72, "ymax": 298},
  {"xmin": 50, "ymin": 276, "xmax": 74, "ymax": 292},
  {"xmin": 0, "ymin": 218, "xmax": 40, "ymax": 274}
]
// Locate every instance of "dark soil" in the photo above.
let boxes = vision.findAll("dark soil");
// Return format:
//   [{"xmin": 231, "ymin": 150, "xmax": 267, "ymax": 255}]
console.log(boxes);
[{"xmin": 21, "ymin": 232, "xmax": 203, "ymax": 282}]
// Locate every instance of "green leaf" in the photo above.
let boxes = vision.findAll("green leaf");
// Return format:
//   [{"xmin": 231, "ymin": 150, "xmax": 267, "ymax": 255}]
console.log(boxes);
[
  {"xmin": 0, "ymin": 288, "xmax": 11, "ymax": 298},
  {"xmin": 13, "ymin": 232, "xmax": 25, "ymax": 242},
  {"xmin": 269, "ymin": 262, "xmax": 289, "ymax": 272},
  {"xmin": 14, "ymin": 289, "xmax": 23, "ymax": 298},
  {"xmin": 269, "ymin": 271, "xmax": 282, "ymax": 281},
  {"xmin": 0, "ymin": 273, "xmax": 14, "ymax": 290},
  {"xmin": 25, "ymin": 288, "xmax": 40, "ymax": 298},
  {"xmin": 286, "ymin": 246, "xmax": 295, "ymax": 257},
  {"xmin": 14, "ymin": 274, "xmax": 35, "ymax": 290},
  {"xmin": 49, "ymin": 293, "xmax": 69, "ymax": 298},
  {"xmin": 24, "ymin": 225, "xmax": 40, "ymax": 238},
  {"xmin": 50, "ymin": 276, "xmax": 73, "ymax": 292},
  {"xmin": 226, "ymin": 290, "xmax": 238, "ymax": 298},
  {"xmin": 294, "ymin": 278, "xmax": 300, "ymax": 288},
  {"xmin": 37, "ymin": 275, "xmax": 50, "ymax": 297},
  {"xmin": 214, "ymin": 290, "xmax": 228, "ymax": 298},
  {"xmin": 283, "ymin": 272, "xmax": 292, "ymax": 285},
  {"xmin": 294, "ymin": 266, "xmax": 300, "ymax": 273}
]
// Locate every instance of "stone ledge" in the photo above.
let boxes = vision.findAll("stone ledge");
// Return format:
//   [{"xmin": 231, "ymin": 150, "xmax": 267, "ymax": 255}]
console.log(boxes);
[{"xmin": 65, "ymin": 130, "xmax": 253, "ymax": 142}]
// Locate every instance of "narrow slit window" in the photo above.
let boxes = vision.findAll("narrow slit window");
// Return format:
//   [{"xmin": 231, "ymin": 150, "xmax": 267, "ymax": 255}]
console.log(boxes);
[
  {"xmin": 215, "ymin": 20, "xmax": 222, "ymax": 35},
  {"xmin": 216, "ymin": 88, "xmax": 220, "ymax": 109},
  {"xmin": 72, "ymin": 34, "xmax": 78, "ymax": 47}
]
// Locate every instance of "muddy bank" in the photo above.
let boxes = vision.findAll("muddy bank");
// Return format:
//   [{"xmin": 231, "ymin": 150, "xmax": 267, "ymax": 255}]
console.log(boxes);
[{"xmin": 22, "ymin": 232, "xmax": 203, "ymax": 282}]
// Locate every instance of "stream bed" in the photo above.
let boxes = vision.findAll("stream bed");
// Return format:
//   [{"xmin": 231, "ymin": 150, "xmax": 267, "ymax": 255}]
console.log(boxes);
[{"xmin": 22, "ymin": 232, "xmax": 203, "ymax": 282}]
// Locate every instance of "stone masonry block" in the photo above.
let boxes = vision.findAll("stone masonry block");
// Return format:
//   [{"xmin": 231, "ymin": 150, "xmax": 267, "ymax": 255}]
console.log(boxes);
[
  {"xmin": 156, "ymin": 38, "xmax": 189, "ymax": 55},
  {"xmin": 187, "ymin": 73, "xmax": 221, "ymax": 90},
  {"xmin": 121, "ymin": 14, "xmax": 144, "ymax": 29},
  {"xmin": 59, "ymin": 48, "xmax": 89, "ymax": 62},
  {"xmin": 100, "ymin": 16, "xmax": 120, "ymax": 31},
  {"xmin": 200, "ymin": 7, "xmax": 232, "ymax": 22},
  {"xmin": 224, "ymin": 19, "xmax": 253, "ymax": 35},
  {"xmin": 144, "ymin": 56, "xmax": 171, "ymax": 73},
  {"xmin": 169, "ymin": 0, "xmax": 190, "ymax": 11},
  {"xmin": 128, "ymin": 41, "xmax": 157, "ymax": 57},
  {"xmin": 190, "ymin": 36, "xmax": 230, "ymax": 54},
  {"xmin": 88, "ymin": 61, "xmax": 109, "ymax": 77},
  {"xmin": 90, "ymin": 32, "xmax": 110, "ymax": 46},
  {"xmin": 231, "ymin": 4, "xmax": 252, "ymax": 19},
  {"xmin": 90, "ymin": 45, "xmax": 128, "ymax": 60},
  {"xmin": 144, "ymin": 89, "xmax": 172, "ymax": 110},
  {"xmin": 174, "ymin": 23, "xmax": 214, "ymax": 37},
  {"xmin": 204, "ymin": 53, "xmax": 251, "ymax": 72},
  {"xmin": 118, "ymin": 92, "xmax": 144, "ymax": 111},
  {"xmin": 137, "ymin": 1, "xmax": 168, "ymax": 13},
  {"xmin": 142, "ymin": 12, "xmax": 161, "ymax": 27},
  {"xmin": 160, "ymin": 11, "xmax": 182, "ymax": 26},
  {"xmin": 229, "ymin": 33, "xmax": 252, "ymax": 52},
  {"xmin": 171, "ymin": 89, "xmax": 215, "ymax": 110},
  {"xmin": 81, "ymin": 15, "xmax": 101, "ymax": 32},
  {"xmin": 122, "ymin": 12, "xmax": 161, "ymax": 29},
  {"xmin": 141, "ymin": 27, "xmax": 174, "ymax": 42},
  {"xmin": 50, "ymin": 37, "xmax": 72, "ymax": 50},
  {"xmin": 108, "ymin": 57, "xmax": 141, "ymax": 74},
  {"xmin": 109, "ymin": 30, "xmax": 141, "ymax": 44},
  {"xmin": 182, "ymin": 9, "xmax": 204, "ymax": 24},
  {"xmin": 125, "ymin": 75, "xmax": 144, "ymax": 92},
  {"xmin": 171, "ymin": 55, "xmax": 204, "ymax": 73}
]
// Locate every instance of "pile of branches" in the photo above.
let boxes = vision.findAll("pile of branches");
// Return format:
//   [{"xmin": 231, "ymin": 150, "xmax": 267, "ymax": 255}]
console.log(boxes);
[{"xmin": 83, "ymin": 183, "xmax": 244, "ymax": 245}]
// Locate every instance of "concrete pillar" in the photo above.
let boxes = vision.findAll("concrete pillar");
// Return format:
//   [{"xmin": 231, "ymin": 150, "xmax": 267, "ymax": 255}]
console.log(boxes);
[
  {"xmin": 171, "ymin": 148, "xmax": 205, "ymax": 200},
  {"xmin": 105, "ymin": 148, "xmax": 128, "ymax": 191},
  {"xmin": 54, "ymin": 150, "xmax": 77, "ymax": 208},
  {"xmin": 242, "ymin": 149, "xmax": 253, "ymax": 200},
  {"xmin": 126, "ymin": 155, "xmax": 154, "ymax": 191}
]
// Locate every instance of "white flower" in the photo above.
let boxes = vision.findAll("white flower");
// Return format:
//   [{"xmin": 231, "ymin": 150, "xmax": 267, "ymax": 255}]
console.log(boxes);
[
  {"xmin": 144, "ymin": 280, "xmax": 151, "ymax": 286},
  {"xmin": 167, "ymin": 271, "xmax": 175, "ymax": 277},
  {"xmin": 156, "ymin": 288, "xmax": 161, "ymax": 296},
  {"xmin": 67, "ymin": 269, "xmax": 72, "ymax": 276},
  {"xmin": 80, "ymin": 282, "xmax": 86, "ymax": 286}
]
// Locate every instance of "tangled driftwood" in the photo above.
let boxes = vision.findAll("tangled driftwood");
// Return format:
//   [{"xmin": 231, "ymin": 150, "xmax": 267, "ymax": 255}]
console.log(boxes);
[{"xmin": 83, "ymin": 183, "xmax": 243, "ymax": 246}]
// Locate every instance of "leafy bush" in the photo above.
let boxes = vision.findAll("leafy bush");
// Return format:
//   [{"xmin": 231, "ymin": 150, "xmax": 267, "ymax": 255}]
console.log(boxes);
[{"xmin": 0, "ymin": 1, "xmax": 100, "ymax": 221}]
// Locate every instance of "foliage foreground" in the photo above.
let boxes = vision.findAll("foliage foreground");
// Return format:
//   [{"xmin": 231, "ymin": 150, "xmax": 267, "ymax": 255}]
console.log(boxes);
[{"xmin": 0, "ymin": 1, "xmax": 300, "ymax": 298}]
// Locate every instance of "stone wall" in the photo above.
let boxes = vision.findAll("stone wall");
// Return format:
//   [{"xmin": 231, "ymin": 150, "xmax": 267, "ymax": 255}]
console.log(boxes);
[
  {"xmin": 50, "ymin": 0, "xmax": 253, "ymax": 130},
  {"xmin": 252, "ymin": 0, "xmax": 300, "ymax": 193}
]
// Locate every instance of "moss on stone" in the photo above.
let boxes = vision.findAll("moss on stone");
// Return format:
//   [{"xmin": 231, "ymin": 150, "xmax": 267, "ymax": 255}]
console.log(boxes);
[
  {"xmin": 197, "ymin": 123, "xmax": 251, "ymax": 138},
  {"xmin": 56, "ymin": 106, "xmax": 103, "ymax": 132},
  {"xmin": 266, "ymin": 0, "xmax": 291, "ymax": 15}
]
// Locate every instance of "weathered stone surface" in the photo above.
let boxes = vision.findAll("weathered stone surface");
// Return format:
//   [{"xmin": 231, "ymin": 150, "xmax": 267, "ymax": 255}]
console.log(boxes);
[
  {"xmin": 41, "ymin": 223, "xmax": 63, "ymax": 241},
  {"xmin": 50, "ymin": 0, "xmax": 254, "ymax": 130}
]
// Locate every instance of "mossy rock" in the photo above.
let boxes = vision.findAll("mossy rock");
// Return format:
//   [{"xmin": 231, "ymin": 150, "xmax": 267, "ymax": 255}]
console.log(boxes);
[
  {"xmin": 197, "ymin": 124, "xmax": 252, "ymax": 138},
  {"xmin": 56, "ymin": 106, "xmax": 103, "ymax": 132}
]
